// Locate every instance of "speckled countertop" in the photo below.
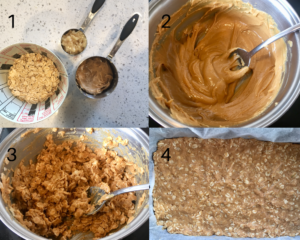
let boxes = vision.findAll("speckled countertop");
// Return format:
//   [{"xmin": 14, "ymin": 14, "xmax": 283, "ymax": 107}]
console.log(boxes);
[{"xmin": 0, "ymin": 0, "xmax": 148, "ymax": 127}]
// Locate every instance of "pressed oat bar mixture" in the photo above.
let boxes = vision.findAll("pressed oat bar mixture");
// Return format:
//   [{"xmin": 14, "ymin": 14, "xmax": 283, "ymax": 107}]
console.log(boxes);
[
  {"xmin": 153, "ymin": 138, "xmax": 300, "ymax": 238},
  {"xmin": 1, "ymin": 135, "xmax": 139, "ymax": 240}
]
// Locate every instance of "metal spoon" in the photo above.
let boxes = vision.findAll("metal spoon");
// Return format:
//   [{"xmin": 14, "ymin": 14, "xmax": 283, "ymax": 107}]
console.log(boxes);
[
  {"xmin": 231, "ymin": 23, "xmax": 300, "ymax": 67},
  {"xmin": 86, "ymin": 184, "xmax": 149, "ymax": 215},
  {"xmin": 61, "ymin": 0, "xmax": 106, "ymax": 55},
  {"xmin": 75, "ymin": 12, "xmax": 140, "ymax": 99}
]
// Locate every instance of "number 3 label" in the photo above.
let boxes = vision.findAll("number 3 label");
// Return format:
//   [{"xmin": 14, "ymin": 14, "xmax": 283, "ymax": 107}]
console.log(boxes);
[{"xmin": 7, "ymin": 148, "xmax": 17, "ymax": 161}]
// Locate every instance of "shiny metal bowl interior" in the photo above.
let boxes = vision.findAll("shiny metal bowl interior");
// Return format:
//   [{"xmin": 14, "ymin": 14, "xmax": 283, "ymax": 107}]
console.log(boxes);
[
  {"xmin": 149, "ymin": 0, "xmax": 300, "ymax": 128},
  {"xmin": 0, "ymin": 128, "xmax": 149, "ymax": 240}
]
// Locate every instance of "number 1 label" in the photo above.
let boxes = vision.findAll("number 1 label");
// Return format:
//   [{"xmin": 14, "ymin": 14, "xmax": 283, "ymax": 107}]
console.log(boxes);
[{"xmin": 9, "ymin": 15, "xmax": 14, "ymax": 28}]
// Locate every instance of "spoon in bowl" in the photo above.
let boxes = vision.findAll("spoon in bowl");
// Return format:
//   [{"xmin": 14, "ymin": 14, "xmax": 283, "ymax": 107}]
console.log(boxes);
[
  {"xmin": 86, "ymin": 184, "xmax": 149, "ymax": 215},
  {"xmin": 231, "ymin": 23, "xmax": 300, "ymax": 67}
]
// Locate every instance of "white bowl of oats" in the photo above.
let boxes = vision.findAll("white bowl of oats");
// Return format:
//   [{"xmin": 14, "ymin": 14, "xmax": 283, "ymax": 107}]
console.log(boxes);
[{"xmin": 0, "ymin": 43, "xmax": 68, "ymax": 124}]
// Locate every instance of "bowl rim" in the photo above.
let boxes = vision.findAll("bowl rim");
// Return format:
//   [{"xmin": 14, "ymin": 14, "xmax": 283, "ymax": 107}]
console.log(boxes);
[
  {"xmin": 0, "ymin": 128, "xmax": 149, "ymax": 240},
  {"xmin": 0, "ymin": 42, "xmax": 69, "ymax": 125},
  {"xmin": 149, "ymin": 0, "xmax": 300, "ymax": 128}
]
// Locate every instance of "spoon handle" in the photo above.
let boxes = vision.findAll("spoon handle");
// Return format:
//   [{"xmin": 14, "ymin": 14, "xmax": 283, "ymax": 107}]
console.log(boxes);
[
  {"xmin": 249, "ymin": 23, "xmax": 300, "ymax": 57},
  {"xmin": 80, "ymin": 0, "xmax": 106, "ymax": 32},
  {"xmin": 107, "ymin": 13, "xmax": 140, "ymax": 61},
  {"xmin": 110, "ymin": 184, "xmax": 149, "ymax": 197}
]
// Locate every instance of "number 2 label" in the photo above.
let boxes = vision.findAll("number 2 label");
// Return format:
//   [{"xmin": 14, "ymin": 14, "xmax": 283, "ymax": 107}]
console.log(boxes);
[{"xmin": 162, "ymin": 14, "xmax": 171, "ymax": 29}]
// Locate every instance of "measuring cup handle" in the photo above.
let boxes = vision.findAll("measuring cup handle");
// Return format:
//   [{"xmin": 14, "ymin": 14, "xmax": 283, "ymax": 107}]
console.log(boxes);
[
  {"xmin": 80, "ymin": 0, "xmax": 106, "ymax": 32},
  {"xmin": 107, "ymin": 13, "xmax": 140, "ymax": 61},
  {"xmin": 120, "ymin": 13, "xmax": 140, "ymax": 41},
  {"xmin": 92, "ymin": 0, "xmax": 105, "ymax": 13}
]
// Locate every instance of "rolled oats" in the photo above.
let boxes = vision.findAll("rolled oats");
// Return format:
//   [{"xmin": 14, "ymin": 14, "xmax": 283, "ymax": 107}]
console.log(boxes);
[
  {"xmin": 8, "ymin": 53, "xmax": 60, "ymax": 104},
  {"xmin": 61, "ymin": 30, "xmax": 87, "ymax": 55}
]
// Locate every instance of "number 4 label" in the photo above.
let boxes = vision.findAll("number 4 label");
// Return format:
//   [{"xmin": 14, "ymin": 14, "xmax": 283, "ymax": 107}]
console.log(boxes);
[{"xmin": 161, "ymin": 148, "xmax": 171, "ymax": 162}]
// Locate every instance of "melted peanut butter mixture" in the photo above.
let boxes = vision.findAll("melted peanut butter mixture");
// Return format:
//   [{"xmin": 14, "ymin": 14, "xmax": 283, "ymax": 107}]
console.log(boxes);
[
  {"xmin": 1, "ymin": 135, "xmax": 139, "ymax": 240},
  {"xmin": 150, "ymin": 0, "xmax": 287, "ymax": 127},
  {"xmin": 153, "ymin": 138, "xmax": 300, "ymax": 238},
  {"xmin": 76, "ymin": 57, "xmax": 114, "ymax": 95}
]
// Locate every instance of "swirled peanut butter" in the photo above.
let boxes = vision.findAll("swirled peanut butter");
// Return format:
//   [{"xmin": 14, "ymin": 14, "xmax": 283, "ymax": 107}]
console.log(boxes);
[{"xmin": 150, "ymin": 0, "xmax": 287, "ymax": 127}]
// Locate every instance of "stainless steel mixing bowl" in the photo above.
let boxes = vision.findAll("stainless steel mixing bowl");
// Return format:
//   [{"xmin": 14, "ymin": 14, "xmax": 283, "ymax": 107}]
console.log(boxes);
[
  {"xmin": 0, "ymin": 128, "xmax": 149, "ymax": 240},
  {"xmin": 149, "ymin": 0, "xmax": 300, "ymax": 128}
]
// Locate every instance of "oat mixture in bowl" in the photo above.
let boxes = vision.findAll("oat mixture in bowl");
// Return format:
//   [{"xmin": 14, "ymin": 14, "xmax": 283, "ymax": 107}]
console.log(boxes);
[
  {"xmin": 153, "ymin": 137, "xmax": 300, "ymax": 238},
  {"xmin": 0, "ymin": 128, "xmax": 149, "ymax": 240},
  {"xmin": 8, "ymin": 53, "xmax": 60, "ymax": 104},
  {"xmin": 0, "ymin": 43, "xmax": 69, "ymax": 124}
]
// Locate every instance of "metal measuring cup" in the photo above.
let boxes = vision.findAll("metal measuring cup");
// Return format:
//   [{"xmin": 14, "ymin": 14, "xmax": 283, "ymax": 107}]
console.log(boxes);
[
  {"xmin": 61, "ymin": 0, "xmax": 106, "ymax": 55},
  {"xmin": 75, "ymin": 13, "xmax": 140, "ymax": 99}
]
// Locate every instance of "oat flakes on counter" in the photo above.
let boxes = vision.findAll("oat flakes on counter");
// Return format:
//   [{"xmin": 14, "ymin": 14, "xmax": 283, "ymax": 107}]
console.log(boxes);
[{"xmin": 153, "ymin": 137, "xmax": 300, "ymax": 238}]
